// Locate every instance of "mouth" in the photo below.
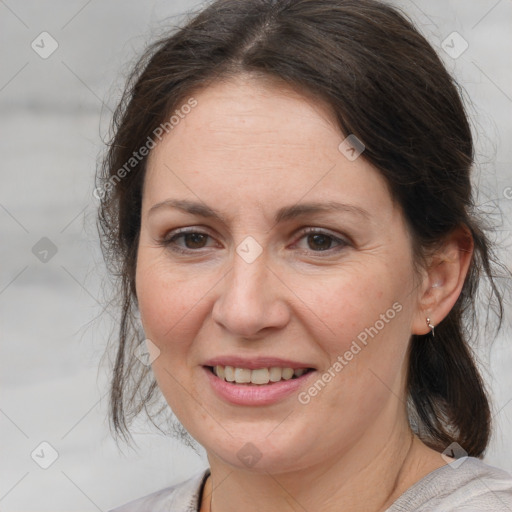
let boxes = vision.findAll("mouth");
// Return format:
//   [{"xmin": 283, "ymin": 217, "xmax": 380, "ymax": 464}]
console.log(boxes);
[{"xmin": 206, "ymin": 365, "xmax": 315, "ymax": 385}]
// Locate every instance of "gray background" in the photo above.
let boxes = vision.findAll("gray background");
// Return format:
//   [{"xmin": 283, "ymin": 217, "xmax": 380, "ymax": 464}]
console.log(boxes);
[{"xmin": 1, "ymin": 1, "xmax": 511, "ymax": 510}]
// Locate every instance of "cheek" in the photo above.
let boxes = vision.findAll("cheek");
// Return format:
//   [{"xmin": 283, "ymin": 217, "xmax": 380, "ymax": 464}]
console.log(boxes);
[
  {"xmin": 135, "ymin": 253, "xmax": 213, "ymax": 354},
  {"xmin": 294, "ymin": 259, "xmax": 415, "ymax": 400},
  {"xmin": 298, "ymin": 264, "xmax": 410, "ymax": 343}
]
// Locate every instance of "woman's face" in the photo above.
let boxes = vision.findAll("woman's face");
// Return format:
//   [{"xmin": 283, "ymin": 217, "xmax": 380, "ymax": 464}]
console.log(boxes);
[{"xmin": 136, "ymin": 76, "xmax": 425, "ymax": 473}]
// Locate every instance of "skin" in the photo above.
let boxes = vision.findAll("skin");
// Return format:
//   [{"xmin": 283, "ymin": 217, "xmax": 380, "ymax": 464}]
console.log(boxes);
[{"xmin": 135, "ymin": 74, "xmax": 473, "ymax": 512}]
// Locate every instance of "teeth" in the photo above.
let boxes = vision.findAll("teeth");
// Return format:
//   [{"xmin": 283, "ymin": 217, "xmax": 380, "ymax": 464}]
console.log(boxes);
[
  {"xmin": 216, "ymin": 365, "xmax": 225, "ymax": 379},
  {"xmin": 251, "ymin": 368, "xmax": 269, "ymax": 384},
  {"xmin": 224, "ymin": 365, "xmax": 235, "ymax": 382},
  {"xmin": 282, "ymin": 368, "xmax": 294, "ymax": 380},
  {"xmin": 234, "ymin": 368, "xmax": 251, "ymax": 383},
  {"xmin": 212, "ymin": 365, "xmax": 310, "ymax": 385},
  {"xmin": 269, "ymin": 367, "xmax": 282, "ymax": 382}
]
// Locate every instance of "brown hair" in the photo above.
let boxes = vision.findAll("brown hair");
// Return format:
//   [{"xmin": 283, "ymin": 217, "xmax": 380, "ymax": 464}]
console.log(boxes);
[{"xmin": 97, "ymin": 0, "xmax": 507, "ymax": 455}]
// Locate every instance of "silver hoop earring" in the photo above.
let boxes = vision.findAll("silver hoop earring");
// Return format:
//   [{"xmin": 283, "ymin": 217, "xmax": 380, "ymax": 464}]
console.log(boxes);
[{"xmin": 426, "ymin": 317, "xmax": 435, "ymax": 337}]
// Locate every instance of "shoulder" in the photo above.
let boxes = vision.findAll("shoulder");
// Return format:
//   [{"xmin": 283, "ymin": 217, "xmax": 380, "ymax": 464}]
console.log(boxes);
[
  {"xmin": 108, "ymin": 468, "xmax": 210, "ymax": 512},
  {"xmin": 388, "ymin": 457, "xmax": 512, "ymax": 511}
]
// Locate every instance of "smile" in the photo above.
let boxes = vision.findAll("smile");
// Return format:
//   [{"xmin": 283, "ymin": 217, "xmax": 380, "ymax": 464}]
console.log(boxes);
[{"xmin": 208, "ymin": 365, "xmax": 313, "ymax": 385}]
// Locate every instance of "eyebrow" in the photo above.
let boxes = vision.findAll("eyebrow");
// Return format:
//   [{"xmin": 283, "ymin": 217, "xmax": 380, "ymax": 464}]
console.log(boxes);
[{"xmin": 147, "ymin": 199, "xmax": 370, "ymax": 223}]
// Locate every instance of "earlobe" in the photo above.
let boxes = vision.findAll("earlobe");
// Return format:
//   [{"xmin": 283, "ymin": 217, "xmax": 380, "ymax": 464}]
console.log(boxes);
[
  {"xmin": 411, "ymin": 227, "xmax": 473, "ymax": 336},
  {"xmin": 426, "ymin": 317, "xmax": 435, "ymax": 337}
]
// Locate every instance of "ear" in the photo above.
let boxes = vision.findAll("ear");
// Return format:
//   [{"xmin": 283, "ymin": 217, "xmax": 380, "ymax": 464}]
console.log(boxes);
[{"xmin": 412, "ymin": 226, "xmax": 473, "ymax": 336}]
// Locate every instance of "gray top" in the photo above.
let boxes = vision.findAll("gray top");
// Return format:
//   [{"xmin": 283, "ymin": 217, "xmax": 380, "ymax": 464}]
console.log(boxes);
[{"xmin": 109, "ymin": 457, "xmax": 512, "ymax": 511}]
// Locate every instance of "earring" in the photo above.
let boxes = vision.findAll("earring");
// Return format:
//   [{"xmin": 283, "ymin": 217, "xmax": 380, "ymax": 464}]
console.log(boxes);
[{"xmin": 426, "ymin": 317, "xmax": 435, "ymax": 337}]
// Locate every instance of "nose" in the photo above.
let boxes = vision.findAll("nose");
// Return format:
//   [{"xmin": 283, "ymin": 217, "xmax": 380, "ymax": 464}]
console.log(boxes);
[{"xmin": 212, "ymin": 253, "xmax": 290, "ymax": 339}]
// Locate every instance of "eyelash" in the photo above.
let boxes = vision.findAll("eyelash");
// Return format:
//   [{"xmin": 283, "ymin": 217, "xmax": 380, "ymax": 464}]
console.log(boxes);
[{"xmin": 158, "ymin": 227, "xmax": 350, "ymax": 255}]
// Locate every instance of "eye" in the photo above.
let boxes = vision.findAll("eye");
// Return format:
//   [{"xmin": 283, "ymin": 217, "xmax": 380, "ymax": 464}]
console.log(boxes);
[
  {"xmin": 293, "ymin": 228, "xmax": 348, "ymax": 253},
  {"xmin": 158, "ymin": 228, "xmax": 219, "ymax": 253},
  {"xmin": 180, "ymin": 232, "xmax": 209, "ymax": 249}
]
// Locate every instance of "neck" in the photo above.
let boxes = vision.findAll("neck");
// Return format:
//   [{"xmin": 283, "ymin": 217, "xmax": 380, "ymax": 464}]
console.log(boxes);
[{"xmin": 202, "ymin": 421, "xmax": 445, "ymax": 512}]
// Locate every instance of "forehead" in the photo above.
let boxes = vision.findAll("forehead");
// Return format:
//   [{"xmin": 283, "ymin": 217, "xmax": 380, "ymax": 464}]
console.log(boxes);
[
  {"xmin": 143, "ymin": 75, "xmax": 393, "ymax": 219},
  {"xmin": 164, "ymin": 75, "xmax": 338, "ymax": 159}
]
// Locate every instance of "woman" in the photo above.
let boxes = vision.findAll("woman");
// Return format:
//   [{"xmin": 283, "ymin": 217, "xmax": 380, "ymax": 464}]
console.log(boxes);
[{"xmin": 97, "ymin": 0, "xmax": 512, "ymax": 510}]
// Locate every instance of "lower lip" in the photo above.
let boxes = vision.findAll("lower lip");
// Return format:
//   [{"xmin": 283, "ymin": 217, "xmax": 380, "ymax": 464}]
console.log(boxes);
[{"xmin": 203, "ymin": 367, "xmax": 315, "ymax": 406}]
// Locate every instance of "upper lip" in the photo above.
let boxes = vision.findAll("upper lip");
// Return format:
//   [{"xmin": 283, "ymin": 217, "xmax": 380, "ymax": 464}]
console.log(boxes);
[{"xmin": 203, "ymin": 356, "xmax": 315, "ymax": 370}]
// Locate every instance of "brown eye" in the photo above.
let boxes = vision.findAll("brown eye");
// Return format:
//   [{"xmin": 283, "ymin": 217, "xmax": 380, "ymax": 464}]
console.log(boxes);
[
  {"xmin": 293, "ymin": 229, "xmax": 349, "ymax": 254},
  {"xmin": 160, "ymin": 230, "xmax": 217, "ymax": 253},
  {"xmin": 307, "ymin": 233, "xmax": 334, "ymax": 251},
  {"xmin": 183, "ymin": 232, "xmax": 208, "ymax": 249}
]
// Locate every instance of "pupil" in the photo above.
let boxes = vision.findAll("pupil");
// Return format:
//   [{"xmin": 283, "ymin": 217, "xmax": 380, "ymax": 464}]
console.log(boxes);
[
  {"xmin": 308, "ymin": 234, "xmax": 331, "ymax": 251},
  {"xmin": 185, "ymin": 233, "xmax": 207, "ymax": 248}
]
